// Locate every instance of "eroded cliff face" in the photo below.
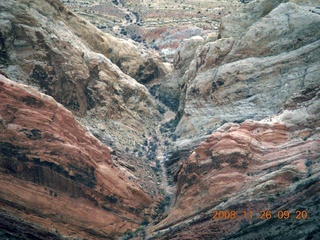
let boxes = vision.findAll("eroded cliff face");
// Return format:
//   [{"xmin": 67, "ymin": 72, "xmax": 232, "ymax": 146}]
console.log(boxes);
[
  {"xmin": 0, "ymin": 74, "xmax": 156, "ymax": 239},
  {"xmin": 0, "ymin": 1, "xmax": 176, "ymax": 238},
  {"xmin": 0, "ymin": 0, "xmax": 170, "ymax": 198},
  {"xmin": 149, "ymin": 0, "xmax": 320, "ymax": 239},
  {"xmin": 2, "ymin": 0, "xmax": 165, "ymax": 114},
  {"xmin": 159, "ymin": 0, "xmax": 320, "ymax": 194},
  {"xmin": 164, "ymin": 0, "xmax": 320, "ymax": 139},
  {"xmin": 0, "ymin": 0, "xmax": 167, "ymax": 84},
  {"xmin": 150, "ymin": 86, "xmax": 320, "ymax": 239},
  {"xmin": 0, "ymin": 0, "xmax": 166, "ymax": 131},
  {"xmin": 1, "ymin": 0, "xmax": 320, "ymax": 239}
]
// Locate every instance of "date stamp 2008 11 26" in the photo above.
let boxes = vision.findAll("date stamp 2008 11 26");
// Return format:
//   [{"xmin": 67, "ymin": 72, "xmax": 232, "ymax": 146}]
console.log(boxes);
[{"xmin": 212, "ymin": 210, "xmax": 308, "ymax": 220}]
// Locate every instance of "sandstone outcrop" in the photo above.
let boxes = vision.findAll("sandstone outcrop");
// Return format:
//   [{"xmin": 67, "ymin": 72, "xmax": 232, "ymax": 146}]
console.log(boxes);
[
  {"xmin": 164, "ymin": 0, "xmax": 320, "ymax": 139},
  {"xmin": 148, "ymin": 0, "xmax": 320, "ymax": 238},
  {"xmin": 62, "ymin": 0, "xmax": 241, "ymax": 61},
  {"xmin": 159, "ymin": 1, "xmax": 320, "ymax": 200},
  {"xmin": 157, "ymin": 35, "xmax": 205, "ymax": 111},
  {"xmin": 150, "ymin": 86, "xmax": 320, "ymax": 239},
  {"xmin": 0, "ymin": 0, "xmax": 168, "ymax": 189},
  {"xmin": 0, "ymin": 0, "xmax": 165, "ymax": 100},
  {"xmin": 1, "ymin": 0, "xmax": 320, "ymax": 239},
  {"xmin": 0, "ymin": 0, "xmax": 167, "ymax": 118},
  {"xmin": 0, "ymin": 74, "xmax": 155, "ymax": 239}
]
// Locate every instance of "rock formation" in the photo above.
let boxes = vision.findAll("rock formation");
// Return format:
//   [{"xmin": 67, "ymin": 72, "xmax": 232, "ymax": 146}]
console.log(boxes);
[
  {"xmin": 0, "ymin": 0, "xmax": 169, "ymax": 196},
  {"xmin": 1, "ymin": 0, "xmax": 320, "ymax": 239},
  {"xmin": 62, "ymin": 0, "xmax": 241, "ymax": 61},
  {"xmin": 172, "ymin": 0, "xmax": 320, "ymax": 139},
  {"xmin": 159, "ymin": 0, "xmax": 320, "ymax": 190},
  {"xmin": 0, "ymin": 0, "xmax": 168, "ymax": 238},
  {"xmin": 150, "ymin": 86, "xmax": 320, "ymax": 238},
  {"xmin": 0, "ymin": 0, "xmax": 167, "ymax": 117},
  {"xmin": 0, "ymin": 74, "xmax": 155, "ymax": 239},
  {"xmin": 149, "ymin": 0, "xmax": 320, "ymax": 238}
]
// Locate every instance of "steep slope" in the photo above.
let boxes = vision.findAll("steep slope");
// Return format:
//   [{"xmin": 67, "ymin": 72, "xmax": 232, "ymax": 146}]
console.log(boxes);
[
  {"xmin": 0, "ymin": 0, "xmax": 166, "ymax": 114},
  {"xmin": 175, "ymin": 0, "xmax": 320, "ymax": 138},
  {"xmin": 1, "ymin": 0, "xmax": 167, "ymax": 84},
  {"xmin": 150, "ymin": 86, "xmax": 320, "ymax": 239},
  {"xmin": 0, "ymin": 74, "xmax": 155, "ymax": 239},
  {"xmin": 1, "ymin": 0, "xmax": 320, "ymax": 239},
  {"xmin": 62, "ymin": 0, "xmax": 241, "ymax": 61},
  {"xmin": 149, "ymin": 0, "xmax": 320, "ymax": 238},
  {"xmin": 160, "ymin": 0, "xmax": 320, "ymax": 184},
  {"xmin": 0, "ymin": 0, "xmax": 169, "ymax": 198}
]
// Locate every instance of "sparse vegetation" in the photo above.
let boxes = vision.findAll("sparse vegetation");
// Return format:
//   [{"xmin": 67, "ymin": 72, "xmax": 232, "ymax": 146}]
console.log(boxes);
[
  {"xmin": 305, "ymin": 159, "xmax": 313, "ymax": 167},
  {"xmin": 140, "ymin": 219, "xmax": 149, "ymax": 226},
  {"xmin": 268, "ymin": 197, "xmax": 275, "ymax": 203},
  {"xmin": 121, "ymin": 229, "xmax": 133, "ymax": 240},
  {"xmin": 292, "ymin": 177, "xmax": 300, "ymax": 183},
  {"xmin": 105, "ymin": 195, "xmax": 118, "ymax": 204},
  {"xmin": 153, "ymin": 194, "xmax": 171, "ymax": 219}
]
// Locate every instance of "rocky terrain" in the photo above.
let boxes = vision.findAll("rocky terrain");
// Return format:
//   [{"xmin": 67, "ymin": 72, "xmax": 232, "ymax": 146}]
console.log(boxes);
[
  {"xmin": 163, "ymin": 0, "xmax": 320, "ymax": 139},
  {"xmin": 0, "ymin": 0, "xmax": 320, "ymax": 239},
  {"xmin": 149, "ymin": 0, "xmax": 320, "ymax": 238},
  {"xmin": 0, "ymin": 0, "xmax": 170, "ymax": 238},
  {"xmin": 150, "ymin": 90, "xmax": 320, "ymax": 239},
  {"xmin": 61, "ymin": 0, "xmax": 242, "ymax": 61},
  {"xmin": 0, "ymin": 73, "xmax": 156, "ymax": 239},
  {"xmin": 0, "ymin": 0, "xmax": 173, "ymax": 202}
]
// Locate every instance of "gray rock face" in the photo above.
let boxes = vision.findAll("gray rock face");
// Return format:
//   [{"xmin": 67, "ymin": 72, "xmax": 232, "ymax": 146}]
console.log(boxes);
[
  {"xmin": 170, "ymin": 0, "xmax": 320, "ymax": 139},
  {"xmin": 157, "ymin": 36, "xmax": 205, "ymax": 111},
  {"xmin": 151, "ymin": 86, "xmax": 320, "ymax": 239},
  {"xmin": 149, "ymin": 2, "xmax": 320, "ymax": 237},
  {"xmin": 0, "ymin": 0, "xmax": 167, "ymax": 109},
  {"xmin": 0, "ymin": 0, "xmax": 165, "ymax": 152},
  {"xmin": 0, "ymin": 0, "xmax": 168, "ymax": 205}
]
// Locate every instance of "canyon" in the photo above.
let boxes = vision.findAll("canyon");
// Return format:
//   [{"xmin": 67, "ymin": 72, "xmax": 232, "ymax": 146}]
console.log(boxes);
[
  {"xmin": 0, "ymin": 0, "xmax": 320, "ymax": 239},
  {"xmin": 62, "ymin": 0, "xmax": 242, "ymax": 61},
  {"xmin": 0, "ymin": 73, "xmax": 155, "ymax": 239}
]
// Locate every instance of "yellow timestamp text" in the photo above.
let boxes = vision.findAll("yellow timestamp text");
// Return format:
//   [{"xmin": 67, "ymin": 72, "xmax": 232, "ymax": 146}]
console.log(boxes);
[{"xmin": 212, "ymin": 210, "xmax": 308, "ymax": 220}]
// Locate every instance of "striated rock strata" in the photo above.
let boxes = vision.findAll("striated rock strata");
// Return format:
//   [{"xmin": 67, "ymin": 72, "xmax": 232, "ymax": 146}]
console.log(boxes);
[
  {"xmin": 150, "ymin": 0, "xmax": 320, "ymax": 239},
  {"xmin": 161, "ymin": 0, "xmax": 320, "ymax": 138},
  {"xmin": 158, "ymin": 0, "xmax": 320, "ymax": 194},
  {"xmin": 62, "ymin": 0, "xmax": 241, "ymax": 61},
  {"xmin": 0, "ymin": 74, "xmax": 155, "ymax": 239},
  {"xmin": 0, "ymin": 0, "xmax": 166, "ymax": 117},
  {"xmin": 0, "ymin": 0, "xmax": 169, "ymax": 198},
  {"xmin": 0, "ymin": 0, "xmax": 167, "ymax": 84},
  {"xmin": 150, "ymin": 86, "xmax": 320, "ymax": 239}
]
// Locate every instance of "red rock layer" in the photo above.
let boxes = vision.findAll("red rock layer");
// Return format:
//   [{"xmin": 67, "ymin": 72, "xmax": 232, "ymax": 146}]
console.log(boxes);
[
  {"xmin": 0, "ymin": 74, "xmax": 154, "ymax": 239},
  {"xmin": 150, "ymin": 87, "xmax": 320, "ymax": 239}
]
